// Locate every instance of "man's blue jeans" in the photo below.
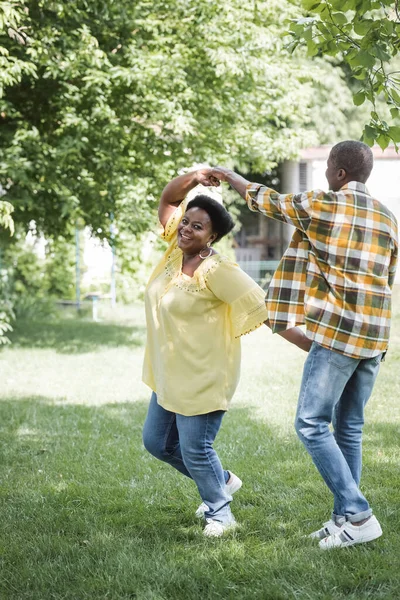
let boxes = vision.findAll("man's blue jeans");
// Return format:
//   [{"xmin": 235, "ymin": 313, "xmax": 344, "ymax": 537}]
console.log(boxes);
[
  {"xmin": 295, "ymin": 342, "xmax": 382, "ymax": 522},
  {"xmin": 142, "ymin": 393, "xmax": 234, "ymax": 524}
]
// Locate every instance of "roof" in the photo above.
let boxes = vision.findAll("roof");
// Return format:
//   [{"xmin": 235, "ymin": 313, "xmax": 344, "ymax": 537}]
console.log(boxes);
[{"xmin": 300, "ymin": 145, "xmax": 400, "ymax": 161}]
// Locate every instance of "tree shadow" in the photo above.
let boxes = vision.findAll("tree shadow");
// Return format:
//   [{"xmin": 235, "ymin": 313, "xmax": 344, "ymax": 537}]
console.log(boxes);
[
  {"xmin": 8, "ymin": 318, "xmax": 146, "ymax": 354},
  {"xmin": 1, "ymin": 398, "xmax": 400, "ymax": 599}
]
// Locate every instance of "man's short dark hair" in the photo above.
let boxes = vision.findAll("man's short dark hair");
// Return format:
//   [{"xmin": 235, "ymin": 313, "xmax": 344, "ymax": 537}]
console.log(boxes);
[
  {"xmin": 330, "ymin": 140, "xmax": 373, "ymax": 183},
  {"xmin": 186, "ymin": 195, "xmax": 234, "ymax": 243}
]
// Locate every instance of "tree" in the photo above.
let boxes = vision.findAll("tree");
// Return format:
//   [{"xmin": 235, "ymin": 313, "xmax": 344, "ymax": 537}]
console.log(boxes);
[
  {"xmin": 289, "ymin": 0, "xmax": 400, "ymax": 149},
  {"xmin": 0, "ymin": 0, "xmax": 357, "ymax": 242},
  {"xmin": 0, "ymin": 197, "xmax": 14, "ymax": 343}
]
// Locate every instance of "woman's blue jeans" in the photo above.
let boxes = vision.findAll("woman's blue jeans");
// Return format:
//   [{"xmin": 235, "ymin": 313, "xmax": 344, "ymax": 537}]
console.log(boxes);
[
  {"xmin": 295, "ymin": 342, "xmax": 382, "ymax": 522},
  {"xmin": 142, "ymin": 393, "xmax": 234, "ymax": 524}
]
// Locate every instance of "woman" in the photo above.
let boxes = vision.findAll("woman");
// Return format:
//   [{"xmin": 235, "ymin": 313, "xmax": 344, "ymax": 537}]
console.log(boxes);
[{"xmin": 142, "ymin": 168, "xmax": 310, "ymax": 537}]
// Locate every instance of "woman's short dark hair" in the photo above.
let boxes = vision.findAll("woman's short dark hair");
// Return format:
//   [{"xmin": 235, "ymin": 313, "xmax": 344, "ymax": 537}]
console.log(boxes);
[{"xmin": 186, "ymin": 195, "xmax": 235, "ymax": 243}]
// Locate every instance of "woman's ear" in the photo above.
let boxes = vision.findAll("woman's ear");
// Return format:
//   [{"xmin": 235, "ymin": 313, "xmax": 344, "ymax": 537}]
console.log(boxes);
[{"xmin": 210, "ymin": 233, "xmax": 218, "ymax": 244}]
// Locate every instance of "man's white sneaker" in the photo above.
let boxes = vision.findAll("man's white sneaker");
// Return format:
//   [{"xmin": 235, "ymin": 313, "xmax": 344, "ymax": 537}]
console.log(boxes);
[
  {"xmin": 309, "ymin": 518, "xmax": 344, "ymax": 540},
  {"xmin": 203, "ymin": 518, "xmax": 237, "ymax": 538},
  {"xmin": 195, "ymin": 471, "xmax": 242, "ymax": 518},
  {"xmin": 319, "ymin": 515, "xmax": 382, "ymax": 550}
]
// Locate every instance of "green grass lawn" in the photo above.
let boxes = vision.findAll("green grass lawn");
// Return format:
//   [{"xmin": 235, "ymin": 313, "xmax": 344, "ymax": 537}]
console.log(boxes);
[{"xmin": 1, "ymin": 294, "xmax": 400, "ymax": 600}]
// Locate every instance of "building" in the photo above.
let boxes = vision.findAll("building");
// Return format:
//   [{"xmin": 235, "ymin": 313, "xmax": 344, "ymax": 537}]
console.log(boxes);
[{"xmin": 235, "ymin": 145, "xmax": 400, "ymax": 285}]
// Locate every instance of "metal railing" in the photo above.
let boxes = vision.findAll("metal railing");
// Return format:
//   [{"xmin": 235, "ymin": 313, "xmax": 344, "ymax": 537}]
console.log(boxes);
[{"xmin": 236, "ymin": 260, "xmax": 280, "ymax": 289}]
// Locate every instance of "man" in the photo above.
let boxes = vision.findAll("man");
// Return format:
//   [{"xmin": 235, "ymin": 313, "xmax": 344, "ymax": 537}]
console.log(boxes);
[{"xmin": 210, "ymin": 141, "xmax": 398, "ymax": 549}]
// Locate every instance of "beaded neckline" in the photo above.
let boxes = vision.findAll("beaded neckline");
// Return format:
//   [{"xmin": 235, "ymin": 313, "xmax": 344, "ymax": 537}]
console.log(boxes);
[{"xmin": 164, "ymin": 247, "xmax": 226, "ymax": 293}]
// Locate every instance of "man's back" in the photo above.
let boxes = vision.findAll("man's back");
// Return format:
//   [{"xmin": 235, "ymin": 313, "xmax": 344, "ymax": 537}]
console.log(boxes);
[
  {"xmin": 308, "ymin": 182, "xmax": 397, "ymax": 292},
  {"xmin": 245, "ymin": 180, "xmax": 398, "ymax": 358}
]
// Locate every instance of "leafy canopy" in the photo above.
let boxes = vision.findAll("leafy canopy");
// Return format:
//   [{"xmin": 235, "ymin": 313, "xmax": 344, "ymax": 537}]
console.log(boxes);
[
  {"xmin": 1, "ymin": 0, "xmax": 355, "ymax": 240},
  {"xmin": 289, "ymin": 0, "xmax": 400, "ymax": 149}
]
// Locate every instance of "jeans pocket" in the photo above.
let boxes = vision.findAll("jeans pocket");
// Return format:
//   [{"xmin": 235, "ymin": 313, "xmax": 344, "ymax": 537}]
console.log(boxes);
[
  {"xmin": 371, "ymin": 353, "xmax": 382, "ymax": 365},
  {"xmin": 328, "ymin": 350, "xmax": 357, "ymax": 372}
]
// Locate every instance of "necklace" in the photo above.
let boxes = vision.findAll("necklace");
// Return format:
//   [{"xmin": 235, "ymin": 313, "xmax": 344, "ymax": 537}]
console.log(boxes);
[{"xmin": 198, "ymin": 247, "xmax": 213, "ymax": 259}]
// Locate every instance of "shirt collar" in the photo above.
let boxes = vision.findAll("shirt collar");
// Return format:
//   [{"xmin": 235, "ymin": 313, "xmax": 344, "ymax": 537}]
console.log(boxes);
[{"xmin": 339, "ymin": 181, "xmax": 371, "ymax": 196}]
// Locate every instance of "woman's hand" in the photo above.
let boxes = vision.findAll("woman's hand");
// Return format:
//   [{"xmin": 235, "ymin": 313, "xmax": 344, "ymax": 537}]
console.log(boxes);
[{"xmin": 158, "ymin": 168, "xmax": 219, "ymax": 228}]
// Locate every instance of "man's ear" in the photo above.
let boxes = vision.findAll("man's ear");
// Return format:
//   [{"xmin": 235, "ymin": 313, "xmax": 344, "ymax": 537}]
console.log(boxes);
[{"xmin": 338, "ymin": 168, "xmax": 347, "ymax": 181}]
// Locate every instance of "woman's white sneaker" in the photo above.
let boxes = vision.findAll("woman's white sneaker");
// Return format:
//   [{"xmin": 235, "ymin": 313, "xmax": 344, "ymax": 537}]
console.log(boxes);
[
  {"xmin": 203, "ymin": 518, "xmax": 237, "ymax": 538},
  {"xmin": 195, "ymin": 502, "xmax": 209, "ymax": 518},
  {"xmin": 195, "ymin": 471, "xmax": 242, "ymax": 518},
  {"xmin": 225, "ymin": 471, "xmax": 242, "ymax": 495}
]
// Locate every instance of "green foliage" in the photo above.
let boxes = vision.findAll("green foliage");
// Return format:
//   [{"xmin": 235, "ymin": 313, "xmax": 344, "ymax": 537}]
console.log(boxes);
[
  {"xmin": 0, "ymin": 229, "xmax": 75, "ymax": 321},
  {"xmin": 44, "ymin": 236, "xmax": 76, "ymax": 299},
  {"xmin": 0, "ymin": 196, "xmax": 14, "ymax": 343},
  {"xmin": 0, "ymin": 299, "xmax": 13, "ymax": 344},
  {"xmin": 0, "ymin": 199, "xmax": 14, "ymax": 234},
  {"xmin": 289, "ymin": 0, "xmax": 400, "ymax": 149},
  {"xmin": 0, "ymin": 0, "xmax": 357, "ymax": 242}
]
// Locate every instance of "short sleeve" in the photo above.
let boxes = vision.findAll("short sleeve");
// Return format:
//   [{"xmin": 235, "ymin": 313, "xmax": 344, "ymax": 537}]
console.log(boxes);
[
  {"xmin": 161, "ymin": 197, "xmax": 190, "ymax": 242},
  {"xmin": 206, "ymin": 260, "xmax": 269, "ymax": 337}
]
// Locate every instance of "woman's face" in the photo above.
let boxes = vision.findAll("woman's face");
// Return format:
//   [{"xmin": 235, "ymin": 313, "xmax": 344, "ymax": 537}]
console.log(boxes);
[{"xmin": 177, "ymin": 207, "xmax": 216, "ymax": 254}]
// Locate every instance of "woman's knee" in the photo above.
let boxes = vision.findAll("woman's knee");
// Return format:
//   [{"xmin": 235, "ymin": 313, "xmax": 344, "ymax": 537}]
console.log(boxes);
[{"xmin": 142, "ymin": 428, "xmax": 165, "ymax": 460}]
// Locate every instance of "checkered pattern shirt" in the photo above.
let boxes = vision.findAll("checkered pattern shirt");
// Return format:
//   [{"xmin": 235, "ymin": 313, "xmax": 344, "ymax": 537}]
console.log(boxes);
[{"xmin": 246, "ymin": 181, "xmax": 398, "ymax": 358}]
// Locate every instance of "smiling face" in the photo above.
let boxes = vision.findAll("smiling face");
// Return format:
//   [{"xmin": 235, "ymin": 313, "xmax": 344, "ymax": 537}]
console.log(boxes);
[{"xmin": 177, "ymin": 207, "xmax": 217, "ymax": 255}]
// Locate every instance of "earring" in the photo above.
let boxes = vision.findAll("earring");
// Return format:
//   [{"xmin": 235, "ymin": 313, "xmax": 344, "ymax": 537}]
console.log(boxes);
[{"xmin": 207, "ymin": 241, "xmax": 211, "ymax": 247}]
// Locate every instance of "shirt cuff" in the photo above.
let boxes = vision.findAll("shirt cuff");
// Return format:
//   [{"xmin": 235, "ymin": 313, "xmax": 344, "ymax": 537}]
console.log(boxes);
[{"xmin": 245, "ymin": 183, "xmax": 263, "ymax": 212}]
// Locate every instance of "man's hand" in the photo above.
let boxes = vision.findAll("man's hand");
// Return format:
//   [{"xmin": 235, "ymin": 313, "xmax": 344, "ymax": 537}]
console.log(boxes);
[
  {"xmin": 208, "ymin": 166, "xmax": 233, "ymax": 182},
  {"xmin": 208, "ymin": 167, "xmax": 249, "ymax": 200},
  {"xmin": 278, "ymin": 327, "xmax": 313, "ymax": 353},
  {"xmin": 195, "ymin": 169, "xmax": 221, "ymax": 188}
]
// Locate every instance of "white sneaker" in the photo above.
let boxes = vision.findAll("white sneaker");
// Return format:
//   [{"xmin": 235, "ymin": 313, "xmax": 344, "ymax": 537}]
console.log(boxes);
[
  {"xmin": 319, "ymin": 515, "xmax": 382, "ymax": 550},
  {"xmin": 203, "ymin": 518, "xmax": 237, "ymax": 538},
  {"xmin": 195, "ymin": 471, "xmax": 242, "ymax": 518},
  {"xmin": 195, "ymin": 502, "xmax": 209, "ymax": 518},
  {"xmin": 309, "ymin": 517, "xmax": 344, "ymax": 540},
  {"xmin": 226, "ymin": 471, "xmax": 242, "ymax": 495}
]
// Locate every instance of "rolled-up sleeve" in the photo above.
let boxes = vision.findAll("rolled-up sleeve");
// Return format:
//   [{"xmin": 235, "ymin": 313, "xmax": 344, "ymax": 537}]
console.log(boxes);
[{"xmin": 246, "ymin": 183, "xmax": 318, "ymax": 233}]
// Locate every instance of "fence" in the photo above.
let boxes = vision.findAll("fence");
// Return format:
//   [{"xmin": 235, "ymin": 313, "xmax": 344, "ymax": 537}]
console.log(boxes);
[{"xmin": 236, "ymin": 260, "xmax": 280, "ymax": 289}]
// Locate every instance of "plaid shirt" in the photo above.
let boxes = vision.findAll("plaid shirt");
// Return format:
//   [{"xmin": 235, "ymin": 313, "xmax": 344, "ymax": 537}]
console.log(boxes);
[{"xmin": 246, "ymin": 181, "xmax": 398, "ymax": 358}]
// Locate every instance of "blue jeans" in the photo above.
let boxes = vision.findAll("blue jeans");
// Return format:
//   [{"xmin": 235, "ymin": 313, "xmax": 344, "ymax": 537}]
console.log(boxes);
[
  {"xmin": 295, "ymin": 342, "xmax": 381, "ymax": 522},
  {"xmin": 142, "ymin": 393, "xmax": 234, "ymax": 524}
]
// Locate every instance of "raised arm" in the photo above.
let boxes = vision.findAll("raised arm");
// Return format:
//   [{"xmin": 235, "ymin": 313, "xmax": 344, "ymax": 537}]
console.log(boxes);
[
  {"xmin": 210, "ymin": 166, "xmax": 316, "ymax": 233},
  {"xmin": 158, "ymin": 168, "xmax": 220, "ymax": 229},
  {"xmin": 208, "ymin": 167, "xmax": 250, "ymax": 200}
]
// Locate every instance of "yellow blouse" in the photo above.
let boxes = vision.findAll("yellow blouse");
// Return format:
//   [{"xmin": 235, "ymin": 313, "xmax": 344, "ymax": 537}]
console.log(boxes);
[{"xmin": 142, "ymin": 199, "xmax": 269, "ymax": 416}]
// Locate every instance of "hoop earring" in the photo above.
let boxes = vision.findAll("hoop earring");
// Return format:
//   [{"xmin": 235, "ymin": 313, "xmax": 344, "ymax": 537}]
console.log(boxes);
[{"xmin": 199, "ymin": 247, "xmax": 213, "ymax": 259}]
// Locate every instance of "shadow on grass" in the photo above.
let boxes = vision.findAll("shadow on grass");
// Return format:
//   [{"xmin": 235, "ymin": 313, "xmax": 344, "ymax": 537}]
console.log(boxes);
[
  {"xmin": 8, "ymin": 318, "xmax": 146, "ymax": 354},
  {"xmin": 1, "ymin": 398, "xmax": 400, "ymax": 599}
]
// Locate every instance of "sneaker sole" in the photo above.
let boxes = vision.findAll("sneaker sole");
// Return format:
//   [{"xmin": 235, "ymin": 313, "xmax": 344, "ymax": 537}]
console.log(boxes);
[
  {"xmin": 203, "ymin": 522, "xmax": 238, "ymax": 538},
  {"xmin": 319, "ymin": 529, "xmax": 382, "ymax": 549}
]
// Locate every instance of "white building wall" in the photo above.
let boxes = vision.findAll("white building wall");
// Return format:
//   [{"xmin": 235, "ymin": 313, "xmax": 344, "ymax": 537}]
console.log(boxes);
[{"xmin": 301, "ymin": 150, "xmax": 400, "ymax": 284}]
